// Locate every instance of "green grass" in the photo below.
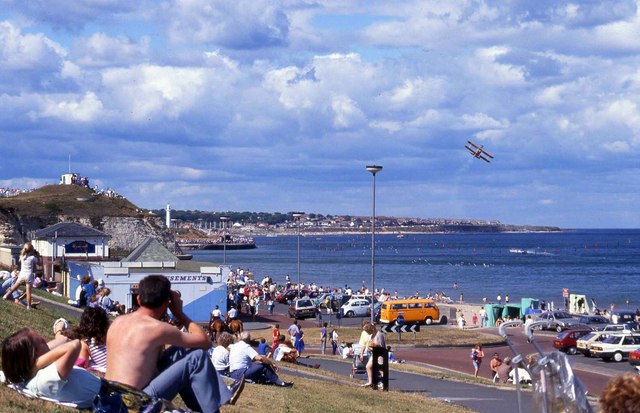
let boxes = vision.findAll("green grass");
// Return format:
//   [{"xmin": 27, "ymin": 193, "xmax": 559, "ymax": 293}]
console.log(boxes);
[
  {"xmin": 0, "ymin": 300, "xmax": 476, "ymax": 413},
  {"xmin": 0, "ymin": 185, "xmax": 143, "ymax": 218},
  {"xmin": 253, "ymin": 325, "xmax": 505, "ymax": 347}
]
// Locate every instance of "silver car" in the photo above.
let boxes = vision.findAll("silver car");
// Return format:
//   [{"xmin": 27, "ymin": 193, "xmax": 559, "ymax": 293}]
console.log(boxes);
[
  {"xmin": 536, "ymin": 311, "xmax": 582, "ymax": 333},
  {"xmin": 341, "ymin": 298, "xmax": 372, "ymax": 318}
]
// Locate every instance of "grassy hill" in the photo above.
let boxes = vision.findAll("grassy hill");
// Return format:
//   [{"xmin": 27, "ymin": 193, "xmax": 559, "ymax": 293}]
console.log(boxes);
[
  {"xmin": 0, "ymin": 298, "xmax": 473, "ymax": 413},
  {"xmin": 0, "ymin": 185, "xmax": 144, "ymax": 218}
]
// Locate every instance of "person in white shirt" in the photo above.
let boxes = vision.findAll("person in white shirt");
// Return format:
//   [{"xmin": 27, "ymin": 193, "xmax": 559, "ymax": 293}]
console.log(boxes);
[
  {"xmin": 211, "ymin": 305, "xmax": 223, "ymax": 319},
  {"xmin": 228, "ymin": 306, "xmax": 238, "ymax": 320},
  {"xmin": 229, "ymin": 331, "xmax": 292, "ymax": 387},
  {"xmin": 210, "ymin": 332, "xmax": 234, "ymax": 375}
]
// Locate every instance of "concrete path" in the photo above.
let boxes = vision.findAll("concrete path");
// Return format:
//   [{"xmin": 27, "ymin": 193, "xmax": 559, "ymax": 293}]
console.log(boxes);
[{"xmin": 281, "ymin": 355, "xmax": 536, "ymax": 413}]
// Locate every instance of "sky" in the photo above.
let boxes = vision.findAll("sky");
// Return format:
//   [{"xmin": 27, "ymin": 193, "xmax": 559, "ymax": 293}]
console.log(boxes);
[{"xmin": 1, "ymin": 0, "xmax": 640, "ymax": 228}]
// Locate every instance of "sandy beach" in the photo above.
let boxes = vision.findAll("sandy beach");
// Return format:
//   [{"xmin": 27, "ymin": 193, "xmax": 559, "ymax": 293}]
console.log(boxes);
[{"xmin": 439, "ymin": 302, "xmax": 488, "ymax": 328}]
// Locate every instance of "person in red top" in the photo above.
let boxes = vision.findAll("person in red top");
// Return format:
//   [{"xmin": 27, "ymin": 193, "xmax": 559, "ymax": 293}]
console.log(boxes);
[
  {"xmin": 271, "ymin": 323, "xmax": 280, "ymax": 358},
  {"xmin": 471, "ymin": 344, "xmax": 485, "ymax": 378}
]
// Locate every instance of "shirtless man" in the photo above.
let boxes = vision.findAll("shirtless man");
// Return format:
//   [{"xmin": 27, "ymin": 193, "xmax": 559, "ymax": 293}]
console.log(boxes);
[{"xmin": 106, "ymin": 274, "xmax": 243, "ymax": 412}]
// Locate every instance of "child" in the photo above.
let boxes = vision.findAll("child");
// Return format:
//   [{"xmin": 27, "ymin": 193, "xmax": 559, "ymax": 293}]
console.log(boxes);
[{"xmin": 257, "ymin": 337, "xmax": 269, "ymax": 356}]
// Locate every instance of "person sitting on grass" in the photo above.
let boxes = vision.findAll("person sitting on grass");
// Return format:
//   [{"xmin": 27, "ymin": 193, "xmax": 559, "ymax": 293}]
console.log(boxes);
[
  {"xmin": 210, "ymin": 332, "xmax": 235, "ymax": 376},
  {"xmin": 106, "ymin": 274, "xmax": 244, "ymax": 410},
  {"xmin": 1, "ymin": 328, "xmax": 102, "ymax": 408},
  {"xmin": 229, "ymin": 331, "xmax": 293, "ymax": 387},
  {"xmin": 387, "ymin": 346, "xmax": 405, "ymax": 364},
  {"xmin": 257, "ymin": 338, "xmax": 270, "ymax": 357},
  {"xmin": 273, "ymin": 334, "xmax": 320, "ymax": 369}
]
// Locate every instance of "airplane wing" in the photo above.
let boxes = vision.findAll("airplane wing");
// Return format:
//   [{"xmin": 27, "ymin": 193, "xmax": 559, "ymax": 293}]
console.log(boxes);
[
  {"xmin": 479, "ymin": 148, "xmax": 494, "ymax": 158},
  {"xmin": 464, "ymin": 145, "xmax": 475, "ymax": 154},
  {"xmin": 467, "ymin": 140, "xmax": 480, "ymax": 149},
  {"xmin": 479, "ymin": 155, "xmax": 491, "ymax": 163}
]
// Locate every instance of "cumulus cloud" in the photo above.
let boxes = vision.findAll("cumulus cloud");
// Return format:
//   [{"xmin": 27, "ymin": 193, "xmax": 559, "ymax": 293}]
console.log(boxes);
[
  {"xmin": 100, "ymin": 65, "xmax": 209, "ymax": 120},
  {"xmin": 2, "ymin": 1, "xmax": 640, "ymax": 227},
  {"xmin": 70, "ymin": 33, "xmax": 149, "ymax": 67},
  {"xmin": 37, "ymin": 91, "xmax": 104, "ymax": 122},
  {"xmin": 165, "ymin": 0, "xmax": 290, "ymax": 49}
]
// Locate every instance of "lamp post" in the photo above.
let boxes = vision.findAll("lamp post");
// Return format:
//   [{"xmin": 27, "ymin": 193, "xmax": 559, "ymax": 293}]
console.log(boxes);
[
  {"xmin": 366, "ymin": 165, "xmax": 383, "ymax": 324},
  {"xmin": 292, "ymin": 212, "xmax": 304, "ymax": 298},
  {"xmin": 220, "ymin": 216, "xmax": 229, "ymax": 265}
]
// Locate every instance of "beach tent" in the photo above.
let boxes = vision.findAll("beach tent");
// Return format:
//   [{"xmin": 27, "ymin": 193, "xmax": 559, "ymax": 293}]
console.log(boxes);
[
  {"xmin": 569, "ymin": 294, "xmax": 589, "ymax": 314},
  {"xmin": 485, "ymin": 304, "xmax": 504, "ymax": 327},
  {"xmin": 502, "ymin": 304, "xmax": 521, "ymax": 320},
  {"xmin": 520, "ymin": 298, "xmax": 540, "ymax": 319}
]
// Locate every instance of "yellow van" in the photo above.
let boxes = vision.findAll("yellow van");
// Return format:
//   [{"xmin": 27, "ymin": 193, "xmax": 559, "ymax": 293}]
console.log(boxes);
[{"xmin": 379, "ymin": 298, "xmax": 440, "ymax": 325}]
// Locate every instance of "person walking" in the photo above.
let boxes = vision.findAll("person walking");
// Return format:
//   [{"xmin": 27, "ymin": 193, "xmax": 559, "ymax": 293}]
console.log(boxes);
[
  {"xmin": 471, "ymin": 344, "xmax": 484, "ymax": 378},
  {"xmin": 320, "ymin": 322, "xmax": 328, "ymax": 355},
  {"xmin": 330, "ymin": 327, "xmax": 339, "ymax": 355},
  {"xmin": 3, "ymin": 242, "xmax": 39, "ymax": 309},
  {"xmin": 489, "ymin": 352, "xmax": 502, "ymax": 382}
]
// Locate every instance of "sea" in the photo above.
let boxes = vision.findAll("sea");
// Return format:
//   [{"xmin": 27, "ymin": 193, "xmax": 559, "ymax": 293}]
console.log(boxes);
[{"xmin": 188, "ymin": 229, "xmax": 640, "ymax": 310}]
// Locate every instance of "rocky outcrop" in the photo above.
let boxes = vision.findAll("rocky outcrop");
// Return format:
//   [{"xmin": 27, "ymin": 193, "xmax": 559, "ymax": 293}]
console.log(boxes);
[
  {"xmin": 0, "ymin": 210, "xmax": 171, "ymax": 252},
  {"xmin": 101, "ymin": 216, "xmax": 172, "ymax": 252}
]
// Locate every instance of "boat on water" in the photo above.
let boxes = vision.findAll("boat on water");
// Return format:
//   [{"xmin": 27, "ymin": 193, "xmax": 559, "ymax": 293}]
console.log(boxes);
[
  {"xmin": 179, "ymin": 237, "xmax": 257, "ymax": 251},
  {"xmin": 397, "ymin": 234, "xmax": 406, "ymax": 239},
  {"xmin": 509, "ymin": 248, "xmax": 553, "ymax": 256}
]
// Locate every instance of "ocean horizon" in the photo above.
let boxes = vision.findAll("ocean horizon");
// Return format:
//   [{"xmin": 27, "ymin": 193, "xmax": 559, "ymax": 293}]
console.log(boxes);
[{"xmin": 188, "ymin": 229, "xmax": 640, "ymax": 311}]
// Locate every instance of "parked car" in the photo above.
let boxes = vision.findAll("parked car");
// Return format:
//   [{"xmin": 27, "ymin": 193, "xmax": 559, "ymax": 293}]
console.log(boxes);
[
  {"xmin": 552, "ymin": 329, "xmax": 592, "ymax": 355},
  {"xmin": 628, "ymin": 348, "xmax": 640, "ymax": 370},
  {"xmin": 276, "ymin": 289, "xmax": 309, "ymax": 303},
  {"xmin": 341, "ymin": 298, "xmax": 373, "ymax": 318},
  {"xmin": 576, "ymin": 331, "xmax": 609, "ymax": 357},
  {"xmin": 288, "ymin": 298, "xmax": 317, "ymax": 319},
  {"xmin": 611, "ymin": 310, "xmax": 639, "ymax": 330},
  {"xmin": 379, "ymin": 298, "xmax": 441, "ymax": 325},
  {"xmin": 589, "ymin": 333, "xmax": 640, "ymax": 362},
  {"xmin": 536, "ymin": 311, "xmax": 582, "ymax": 333},
  {"xmin": 575, "ymin": 328, "xmax": 626, "ymax": 357},
  {"xmin": 314, "ymin": 293, "xmax": 349, "ymax": 313},
  {"xmin": 575, "ymin": 315, "xmax": 611, "ymax": 331}
]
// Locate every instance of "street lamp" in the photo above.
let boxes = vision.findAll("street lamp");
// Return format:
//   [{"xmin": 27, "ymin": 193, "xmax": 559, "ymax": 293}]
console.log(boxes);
[
  {"xmin": 292, "ymin": 212, "xmax": 304, "ymax": 298},
  {"xmin": 220, "ymin": 216, "xmax": 229, "ymax": 265},
  {"xmin": 366, "ymin": 165, "xmax": 383, "ymax": 324}
]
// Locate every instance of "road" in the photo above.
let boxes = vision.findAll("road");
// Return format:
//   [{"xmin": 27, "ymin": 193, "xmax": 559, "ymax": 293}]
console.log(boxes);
[
  {"xmin": 285, "ymin": 355, "xmax": 537, "ymax": 413},
  {"xmin": 263, "ymin": 302, "xmax": 629, "ymax": 404}
]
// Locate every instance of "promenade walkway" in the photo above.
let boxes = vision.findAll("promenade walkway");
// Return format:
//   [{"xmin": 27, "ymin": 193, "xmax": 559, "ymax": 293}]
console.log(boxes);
[{"xmin": 281, "ymin": 355, "xmax": 536, "ymax": 413}]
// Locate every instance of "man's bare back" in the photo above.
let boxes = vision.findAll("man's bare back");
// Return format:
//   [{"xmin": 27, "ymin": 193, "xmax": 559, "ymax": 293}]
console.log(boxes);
[
  {"xmin": 106, "ymin": 288, "xmax": 209, "ymax": 389},
  {"xmin": 106, "ymin": 311, "xmax": 168, "ymax": 388}
]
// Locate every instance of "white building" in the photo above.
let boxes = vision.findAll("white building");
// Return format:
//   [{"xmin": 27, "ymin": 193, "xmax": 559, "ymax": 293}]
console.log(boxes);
[{"xmin": 33, "ymin": 222, "xmax": 110, "ymax": 280}]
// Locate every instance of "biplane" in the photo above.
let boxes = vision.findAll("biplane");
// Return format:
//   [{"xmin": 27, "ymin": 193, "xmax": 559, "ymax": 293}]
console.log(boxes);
[{"xmin": 465, "ymin": 140, "xmax": 493, "ymax": 163}]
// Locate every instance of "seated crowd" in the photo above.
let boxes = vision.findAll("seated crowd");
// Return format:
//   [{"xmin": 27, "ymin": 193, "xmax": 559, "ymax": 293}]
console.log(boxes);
[{"xmin": 0, "ymin": 274, "xmax": 264, "ymax": 412}]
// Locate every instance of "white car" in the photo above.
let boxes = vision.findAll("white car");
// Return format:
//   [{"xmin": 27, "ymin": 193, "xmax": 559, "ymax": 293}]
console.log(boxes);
[
  {"xmin": 576, "ymin": 331, "xmax": 613, "ymax": 357},
  {"xmin": 589, "ymin": 333, "xmax": 640, "ymax": 362},
  {"xmin": 341, "ymin": 298, "xmax": 372, "ymax": 318}
]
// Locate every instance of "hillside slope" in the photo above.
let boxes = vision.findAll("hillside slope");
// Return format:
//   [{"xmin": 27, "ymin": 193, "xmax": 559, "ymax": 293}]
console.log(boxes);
[
  {"xmin": 0, "ymin": 185, "xmax": 168, "ymax": 251},
  {"xmin": 0, "ymin": 185, "xmax": 142, "ymax": 218}
]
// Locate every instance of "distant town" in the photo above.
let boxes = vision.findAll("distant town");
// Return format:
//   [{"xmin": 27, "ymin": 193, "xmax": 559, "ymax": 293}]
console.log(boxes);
[{"xmin": 156, "ymin": 209, "xmax": 562, "ymax": 235}]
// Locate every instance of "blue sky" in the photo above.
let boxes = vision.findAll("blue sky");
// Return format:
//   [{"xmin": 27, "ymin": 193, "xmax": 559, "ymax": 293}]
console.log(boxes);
[{"xmin": 1, "ymin": 0, "xmax": 639, "ymax": 228}]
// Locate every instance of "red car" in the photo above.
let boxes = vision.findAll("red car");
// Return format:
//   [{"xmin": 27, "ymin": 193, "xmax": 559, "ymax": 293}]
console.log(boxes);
[
  {"xmin": 552, "ymin": 329, "xmax": 592, "ymax": 355},
  {"xmin": 276, "ymin": 289, "xmax": 309, "ymax": 303},
  {"xmin": 629, "ymin": 348, "xmax": 640, "ymax": 367}
]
